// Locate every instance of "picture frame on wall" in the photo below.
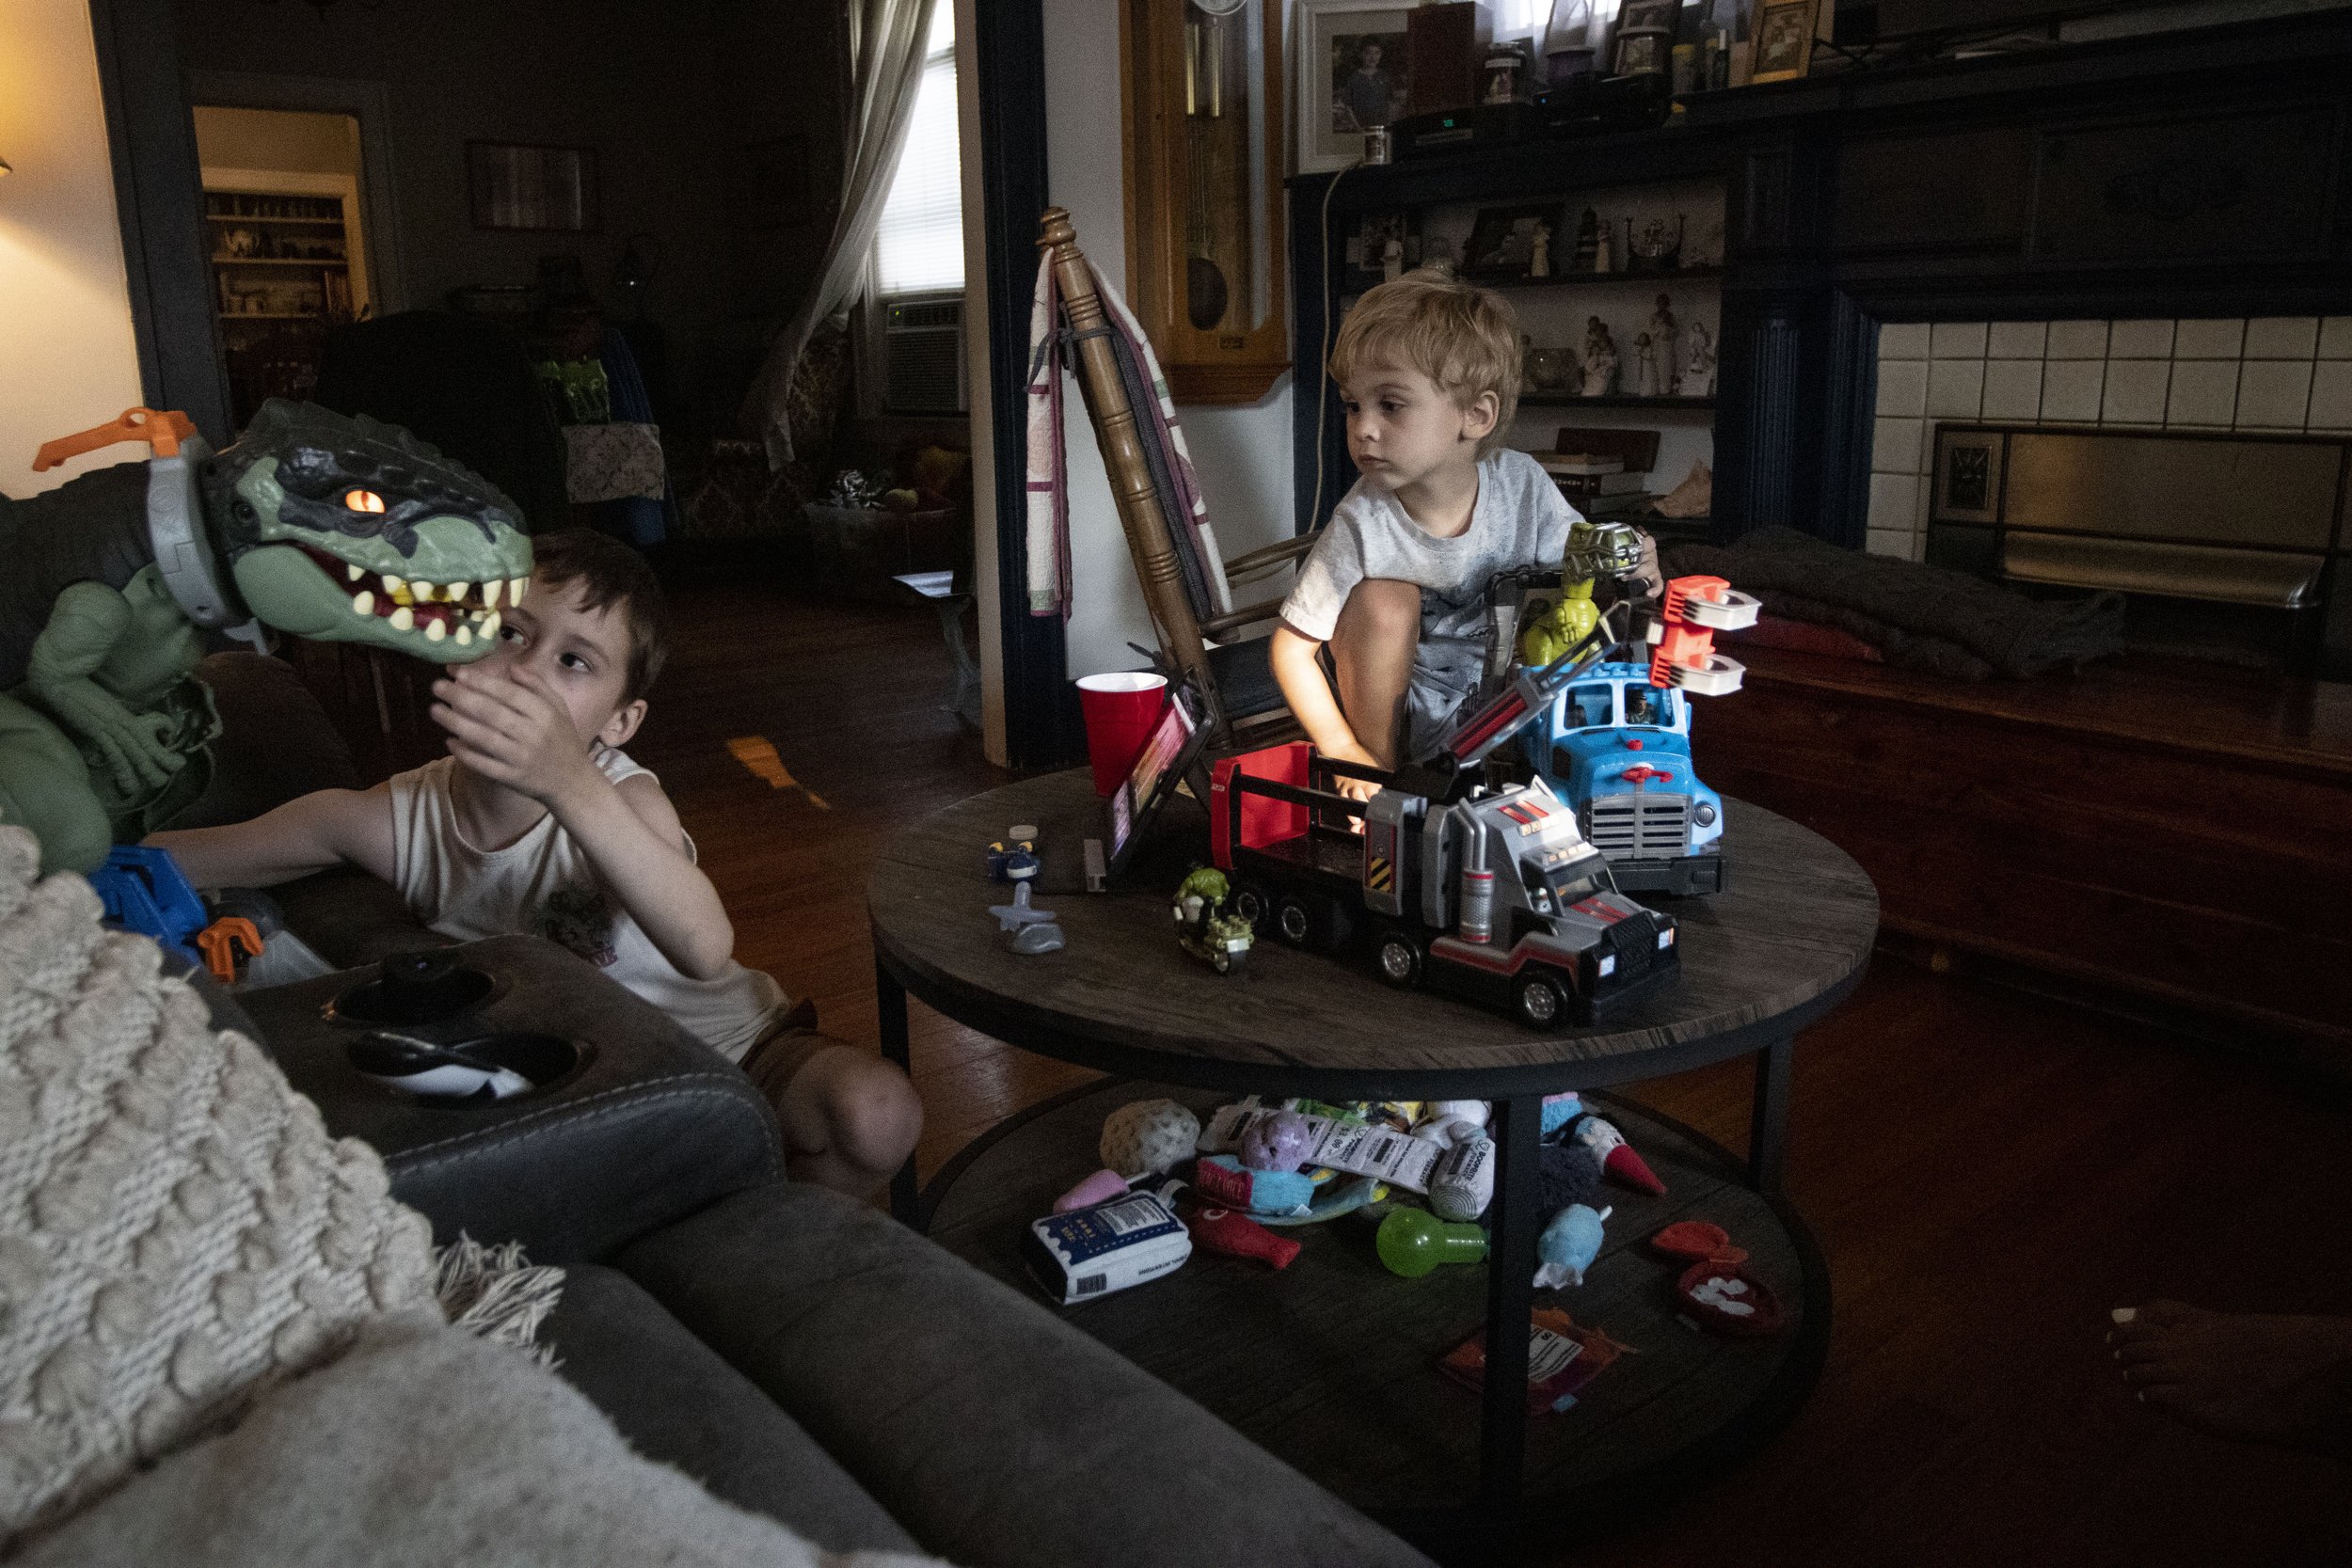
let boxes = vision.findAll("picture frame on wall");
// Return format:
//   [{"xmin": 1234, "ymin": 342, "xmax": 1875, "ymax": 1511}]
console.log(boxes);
[
  {"xmin": 1462, "ymin": 200, "xmax": 1565, "ymax": 279},
  {"xmin": 1613, "ymin": 30, "xmax": 1669, "ymax": 77},
  {"xmin": 468, "ymin": 141, "xmax": 598, "ymax": 232},
  {"xmin": 1296, "ymin": 0, "xmax": 1421, "ymax": 173},
  {"xmin": 1616, "ymin": 0, "xmax": 1680, "ymax": 35},
  {"xmin": 1749, "ymin": 0, "xmax": 1819, "ymax": 84}
]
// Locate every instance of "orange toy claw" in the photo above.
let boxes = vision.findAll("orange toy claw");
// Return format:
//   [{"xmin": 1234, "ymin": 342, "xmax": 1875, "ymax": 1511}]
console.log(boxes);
[
  {"xmin": 33, "ymin": 407, "xmax": 199, "ymax": 471},
  {"xmin": 1646, "ymin": 575, "xmax": 1759, "ymax": 696},
  {"xmin": 196, "ymin": 917, "xmax": 264, "ymax": 983}
]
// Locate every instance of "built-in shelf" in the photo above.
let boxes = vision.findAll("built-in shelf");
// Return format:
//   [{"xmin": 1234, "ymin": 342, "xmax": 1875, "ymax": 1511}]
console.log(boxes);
[
  {"xmin": 211, "ymin": 256, "xmax": 349, "ymax": 267},
  {"xmin": 1522, "ymin": 393, "xmax": 1714, "ymax": 410},
  {"xmin": 207, "ymin": 214, "xmax": 346, "ymax": 228},
  {"xmin": 219, "ymin": 311, "xmax": 328, "ymax": 322},
  {"xmin": 1480, "ymin": 266, "xmax": 1725, "ymax": 289}
]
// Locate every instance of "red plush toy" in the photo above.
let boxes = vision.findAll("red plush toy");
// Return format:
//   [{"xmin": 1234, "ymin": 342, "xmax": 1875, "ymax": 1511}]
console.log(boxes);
[
  {"xmin": 1649, "ymin": 1220, "xmax": 1782, "ymax": 1336},
  {"xmin": 1182, "ymin": 1204, "xmax": 1302, "ymax": 1270}
]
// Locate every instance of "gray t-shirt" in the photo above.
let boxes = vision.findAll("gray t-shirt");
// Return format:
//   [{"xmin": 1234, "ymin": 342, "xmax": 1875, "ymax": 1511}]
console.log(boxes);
[{"xmin": 1279, "ymin": 449, "xmax": 1577, "ymax": 641}]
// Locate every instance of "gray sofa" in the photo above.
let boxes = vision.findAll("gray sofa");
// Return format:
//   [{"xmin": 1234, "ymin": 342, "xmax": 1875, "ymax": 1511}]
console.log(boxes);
[{"xmin": 191, "ymin": 652, "xmax": 1434, "ymax": 1568}]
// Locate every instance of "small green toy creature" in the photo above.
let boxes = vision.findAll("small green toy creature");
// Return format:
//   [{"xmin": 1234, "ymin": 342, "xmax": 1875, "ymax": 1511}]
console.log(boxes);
[
  {"xmin": 1172, "ymin": 865, "xmax": 1254, "ymax": 977},
  {"xmin": 1517, "ymin": 520, "xmax": 1649, "ymax": 669},
  {"xmin": 0, "ymin": 401, "xmax": 532, "ymax": 874}
]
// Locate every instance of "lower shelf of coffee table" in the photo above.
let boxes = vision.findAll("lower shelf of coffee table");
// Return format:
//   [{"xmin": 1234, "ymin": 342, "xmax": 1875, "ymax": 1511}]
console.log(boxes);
[{"xmin": 924, "ymin": 1081, "xmax": 1828, "ymax": 1551}]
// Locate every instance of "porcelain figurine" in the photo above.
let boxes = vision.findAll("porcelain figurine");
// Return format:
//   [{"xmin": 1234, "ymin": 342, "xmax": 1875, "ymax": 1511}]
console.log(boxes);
[
  {"xmin": 1682, "ymin": 320, "xmax": 1716, "ymax": 397},
  {"xmin": 1580, "ymin": 317, "xmax": 1617, "ymax": 397},
  {"xmin": 1647, "ymin": 294, "xmax": 1678, "ymax": 392},
  {"xmin": 1529, "ymin": 220, "xmax": 1551, "ymax": 278},
  {"xmin": 1634, "ymin": 332, "xmax": 1661, "ymax": 397}
]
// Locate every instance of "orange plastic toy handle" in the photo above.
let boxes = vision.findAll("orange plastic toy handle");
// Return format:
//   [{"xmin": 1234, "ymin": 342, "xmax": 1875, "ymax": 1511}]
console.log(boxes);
[
  {"xmin": 196, "ymin": 917, "xmax": 264, "ymax": 984},
  {"xmin": 33, "ymin": 407, "xmax": 198, "ymax": 471}
]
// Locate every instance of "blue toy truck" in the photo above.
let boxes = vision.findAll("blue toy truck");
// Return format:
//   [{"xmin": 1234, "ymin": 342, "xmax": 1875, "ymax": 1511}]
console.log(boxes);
[{"xmin": 1522, "ymin": 660, "xmax": 1725, "ymax": 895}]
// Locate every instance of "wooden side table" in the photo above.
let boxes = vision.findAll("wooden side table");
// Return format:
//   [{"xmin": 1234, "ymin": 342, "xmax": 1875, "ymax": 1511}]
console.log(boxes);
[{"xmin": 868, "ymin": 769, "xmax": 1876, "ymax": 1554}]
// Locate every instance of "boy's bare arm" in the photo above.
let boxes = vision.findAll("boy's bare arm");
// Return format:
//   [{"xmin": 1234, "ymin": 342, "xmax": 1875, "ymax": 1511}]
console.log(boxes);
[
  {"xmin": 430, "ymin": 665, "xmax": 737, "ymax": 980},
  {"xmin": 145, "ymin": 784, "xmax": 395, "ymax": 890}
]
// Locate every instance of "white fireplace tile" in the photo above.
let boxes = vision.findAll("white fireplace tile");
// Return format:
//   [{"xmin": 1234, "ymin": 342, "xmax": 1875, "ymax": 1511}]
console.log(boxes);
[
  {"xmin": 1868, "ymin": 471, "xmax": 1918, "ymax": 534},
  {"xmin": 1928, "ymin": 358, "xmax": 1985, "ymax": 420},
  {"xmin": 1931, "ymin": 321, "xmax": 1989, "ymax": 358},
  {"xmin": 2106, "ymin": 319, "xmax": 2175, "ymax": 359},
  {"xmin": 2235, "ymin": 359, "xmax": 2313, "ymax": 430},
  {"xmin": 1873, "ymin": 417, "xmax": 1925, "ymax": 474},
  {"xmin": 2173, "ymin": 318, "xmax": 2246, "ymax": 359},
  {"xmin": 2306, "ymin": 361, "xmax": 2352, "ymax": 432},
  {"xmin": 2047, "ymin": 320, "xmax": 2109, "ymax": 359},
  {"xmin": 2321, "ymin": 318, "xmax": 2352, "ymax": 358},
  {"xmin": 1877, "ymin": 357, "xmax": 1929, "ymax": 417},
  {"xmin": 1987, "ymin": 321, "xmax": 2047, "ymax": 359},
  {"xmin": 2165, "ymin": 359, "xmax": 2239, "ymax": 428},
  {"xmin": 1879, "ymin": 322, "xmax": 1931, "ymax": 360},
  {"xmin": 2243, "ymin": 317, "xmax": 2319, "ymax": 359},
  {"xmin": 1866, "ymin": 528, "xmax": 1919, "ymax": 562},
  {"xmin": 1981, "ymin": 359, "xmax": 2043, "ymax": 421},
  {"xmin": 2041, "ymin": 359, "xmax": 2105, "ymax": 422},
  {"xmin": 2101, "ymin": 358, "xmax": 2170, "ymax": 424}
]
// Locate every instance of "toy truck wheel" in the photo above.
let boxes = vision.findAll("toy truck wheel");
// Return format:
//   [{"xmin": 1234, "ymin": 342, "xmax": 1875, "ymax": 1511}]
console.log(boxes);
[
  {"xmin": 1275, "ymin": 896, "xmax": 1313, "ymax": 947},
  {"xmin": 1511, "ymin": 970, "xmax": 1571, "ymax": 1031},
  {"xmin": 1275, "ymin": 894, "xmax": 1353, "ymax": 953},
  {"xmin": 1230, "ymin": 882, "xmax": 1272, "ymax": 932},
  {"xmin": 1375, "ymin": 931, "xmax": 1423, "ymax": 989}
]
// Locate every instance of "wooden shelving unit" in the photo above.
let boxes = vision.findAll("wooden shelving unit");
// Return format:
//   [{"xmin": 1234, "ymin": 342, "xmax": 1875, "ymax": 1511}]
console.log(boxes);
[{"xmin": 206, "ymin": 190, "xmax": 359, "ymax": 423}]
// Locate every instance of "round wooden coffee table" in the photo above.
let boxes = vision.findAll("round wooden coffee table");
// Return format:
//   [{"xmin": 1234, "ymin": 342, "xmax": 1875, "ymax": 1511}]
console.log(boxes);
[{"xmin": 868, "ymin": 769, "xmax": 1876, "ymax": 1556}]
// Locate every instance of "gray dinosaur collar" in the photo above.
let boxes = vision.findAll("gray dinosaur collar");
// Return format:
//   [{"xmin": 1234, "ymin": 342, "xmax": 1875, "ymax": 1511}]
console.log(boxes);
[{"xmin": 147, "ymin": 439, "xmax": 270, "ymax": 654}]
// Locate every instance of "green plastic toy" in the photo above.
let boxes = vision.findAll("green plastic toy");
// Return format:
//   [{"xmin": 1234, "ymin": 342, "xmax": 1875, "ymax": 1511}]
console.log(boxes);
[
  {"xmin": 0, "ymin": 401, "xmax": 532, "ymax": 874},
  {"xmin": 1375, "ymin": 1207, "xmax": 1489, "ymax": 1278},
  {"xmin": 1517, "ymin": 519, "xmax": 1649, "ymax": 669},
  {"xmin": 1171, "ymin": 865, "xmax": 1254, "ymax": 977}
]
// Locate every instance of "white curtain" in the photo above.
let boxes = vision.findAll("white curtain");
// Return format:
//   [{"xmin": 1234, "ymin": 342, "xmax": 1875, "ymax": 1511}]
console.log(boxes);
[{"xmin": 743, "ymin": 0, "xmax": 942, "ymax": 465}]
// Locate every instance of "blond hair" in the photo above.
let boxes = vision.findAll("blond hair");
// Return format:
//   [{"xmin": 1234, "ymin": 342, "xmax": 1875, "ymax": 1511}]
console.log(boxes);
[{"xmin": 1328, "ymin": 270, "xmax": 1520, "ymax": 458}]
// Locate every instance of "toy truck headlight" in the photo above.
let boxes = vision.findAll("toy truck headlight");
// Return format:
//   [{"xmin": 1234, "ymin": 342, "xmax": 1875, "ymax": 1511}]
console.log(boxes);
[
  {"xmin": 1658, "ymin": 927, "xmax": 1676, "ymax": 949},
  {"xmin": 1597, "ymin": 954, "xmax": 1617, "ymax": 977},
  {"xmin": 1692, "ymin": 802, "xmax": 1716, "ymax": 828}
]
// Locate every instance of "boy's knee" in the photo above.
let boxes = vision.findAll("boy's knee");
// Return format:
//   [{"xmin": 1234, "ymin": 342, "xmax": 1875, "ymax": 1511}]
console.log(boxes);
[
  {"xmin": 1342, "ymin": 578, "xmax": 1422, "ymax": 643},
  {"xmin": 790, "ymin": 1043, "xmax": 922, "ymax": 1170}
]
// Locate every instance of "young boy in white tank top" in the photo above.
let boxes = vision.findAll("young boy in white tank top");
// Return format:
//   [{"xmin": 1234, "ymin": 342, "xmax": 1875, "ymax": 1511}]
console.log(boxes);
[{"xmin": 151, "ymin": 531, "xmax": 920, "ymax": 1198}]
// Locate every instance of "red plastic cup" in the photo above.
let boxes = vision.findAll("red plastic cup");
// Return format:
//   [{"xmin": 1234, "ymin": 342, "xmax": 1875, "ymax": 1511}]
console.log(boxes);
[{"xmin": 1076, "ymin": 672, "xmax": 1168, "ymax": 796}]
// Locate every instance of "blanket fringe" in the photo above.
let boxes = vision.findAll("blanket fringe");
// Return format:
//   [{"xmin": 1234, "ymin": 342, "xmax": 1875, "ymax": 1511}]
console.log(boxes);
[{"xmin": 435, "ymin": 1236, "xmax": 565, "ymax": 1369}]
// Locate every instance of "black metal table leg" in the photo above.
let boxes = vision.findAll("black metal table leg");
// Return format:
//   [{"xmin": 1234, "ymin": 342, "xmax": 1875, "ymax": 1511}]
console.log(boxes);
[
  {"xmin": 1749, "ymin": 1032, "xmax": 1792, "ymax": 1196},
  {"xmin": 1477, "ymin": 1093, "xmax": 1544, "ymax": 1510},
  {"xmin": 876, "ymin": 956, "xmax": 921, "ymax": 1225}
]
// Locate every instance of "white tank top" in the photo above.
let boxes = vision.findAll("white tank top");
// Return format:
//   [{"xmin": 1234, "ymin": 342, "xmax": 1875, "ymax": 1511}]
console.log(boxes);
[{"xmin": 388, "ymin": 749, "xmax": 786, "ymax": 1062}]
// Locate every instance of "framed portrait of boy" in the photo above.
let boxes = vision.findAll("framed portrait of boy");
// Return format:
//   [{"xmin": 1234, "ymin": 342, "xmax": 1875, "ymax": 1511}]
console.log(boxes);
[
  {"xmin": 1750, "ymin": 0, "xmax": 1820, "ymax": 84},
  {"xmin": 1297, "ymin": 0, "xmax": 1419, "ymax": 173}
]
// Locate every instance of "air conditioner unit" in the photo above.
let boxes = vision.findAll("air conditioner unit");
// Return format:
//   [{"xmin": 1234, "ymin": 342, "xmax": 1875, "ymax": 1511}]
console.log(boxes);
[{"xmin": 883, "ymin": 295, "xmax": 966, "ymax": 414}]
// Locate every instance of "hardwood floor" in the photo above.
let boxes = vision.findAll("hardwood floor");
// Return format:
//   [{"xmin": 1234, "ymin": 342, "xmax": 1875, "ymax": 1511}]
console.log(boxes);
[{"xmin": 625, "ymin": 577, "xmax": 2351, "ymax": 1567}]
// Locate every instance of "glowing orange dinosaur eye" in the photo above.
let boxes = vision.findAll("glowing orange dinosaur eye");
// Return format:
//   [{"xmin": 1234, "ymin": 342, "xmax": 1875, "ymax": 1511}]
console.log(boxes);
[{"xmin": 344, "ymin": 489, "xmax": 386, "ymax": 514}]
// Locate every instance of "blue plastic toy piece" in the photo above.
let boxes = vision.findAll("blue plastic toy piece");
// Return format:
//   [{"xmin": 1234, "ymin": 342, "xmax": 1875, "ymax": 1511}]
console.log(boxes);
[
  {"xmin": 1525, "ymin": 660, "xmax": 1726, "ymax": 895},
  {"xmin": 84, "ymin": 844, "xmax": 208, "ymax": 968}
]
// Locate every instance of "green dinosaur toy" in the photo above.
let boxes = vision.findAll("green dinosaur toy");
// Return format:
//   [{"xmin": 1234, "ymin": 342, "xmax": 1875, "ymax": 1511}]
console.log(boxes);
[
  {"xmin": 0, "ymin": 400, "xmax": 532, "ymax": 874},
  {"xmin": 1518, "ymin": 520, "xmax": 1649, "ymax": 669}
]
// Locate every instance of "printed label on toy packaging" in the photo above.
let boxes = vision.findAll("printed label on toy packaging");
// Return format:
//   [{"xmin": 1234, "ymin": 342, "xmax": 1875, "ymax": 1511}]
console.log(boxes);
[
  {"xmin": 1025, "ymin": 1193, "xmax": 1192, "ymax": 1307},
  {"xmin": 1438, "ymin": 1307, "xmax": 1632, "ymax": 1415},
  {"xmin": 1192, "ymin": 1158, "xmax": 1254, "ymax": 1209},
  {"xmin": 1199, "ymin": 1103, "xmax": 1438, "ymax": 1193}
]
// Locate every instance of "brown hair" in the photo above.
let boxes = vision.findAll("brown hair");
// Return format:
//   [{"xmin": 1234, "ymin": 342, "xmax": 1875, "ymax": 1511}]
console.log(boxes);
[
  {"xmin": 528, "ymin": 529, "xmax": 671, "ymax": 704},
  {"xmin": 1328, "ymin": 270, "xmax": 1521, "ymax": 458}
]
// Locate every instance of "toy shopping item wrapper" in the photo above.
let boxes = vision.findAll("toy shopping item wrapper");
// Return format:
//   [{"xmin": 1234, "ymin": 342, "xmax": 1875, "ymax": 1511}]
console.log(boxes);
[
  {"xmin": 1429, "ymin": 1135, "xmax": 1496, "ymax": 1222},
  {"xmin": 1200, "ymin": 1101, "xmax": 1440, "ymax": 1193},
  {"xmin": 1025, "ymin": 1191, "xmax": 1192, "ymax": 1305},
  {"xmin": 1439, "ymin": 1308, "xmax": 1634, "ymax": 1414}
]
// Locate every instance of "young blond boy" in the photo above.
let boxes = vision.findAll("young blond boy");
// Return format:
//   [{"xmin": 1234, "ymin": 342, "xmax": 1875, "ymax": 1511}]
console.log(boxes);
[
  {"xmin": 150, "ymin": 531, "xmax": 921, "ymax": 1197},
  {"xmin": 1272, "ymin": 273, "xmax": 1644, "ymax": 785}
]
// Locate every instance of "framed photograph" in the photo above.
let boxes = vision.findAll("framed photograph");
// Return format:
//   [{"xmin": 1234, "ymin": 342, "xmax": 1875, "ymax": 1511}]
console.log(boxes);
[
  {"xmin": 1462, "ymin": 201, "xmax": 1565, "ymax": 279},
  {"xmin": 467, "ymin": 142, "xmax": 597, "ymax": 232},
  {"xmin": 1750, "ymin": 0, "xmax": 1819, "ymax": 84},
  {"xmin": 1613, "ymin": 30, "xmax": 1669, "ymax": 77},
  {"xmin": 1297, "ymin": 0, "xmax": 1419, "ymax": 173},
  {"xmin": 1616, "ymin": 0, "xmax": 1680, "ymax": 33}
]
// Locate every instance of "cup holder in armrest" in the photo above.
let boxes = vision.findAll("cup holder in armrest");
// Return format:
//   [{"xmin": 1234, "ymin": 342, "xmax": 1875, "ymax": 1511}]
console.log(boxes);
[
  {"xmin": 348, "ymin": 1030, "xmax": 588, "ymax": 1104},
  {"xmin": 329, "ymin": 949, "xmax": 502, "ymax": 1027}
]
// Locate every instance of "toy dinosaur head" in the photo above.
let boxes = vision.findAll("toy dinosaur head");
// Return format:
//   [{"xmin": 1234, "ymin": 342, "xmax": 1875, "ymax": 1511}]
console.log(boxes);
[{"xmin": 202, "ymin": 400, "xmax": 533, "ymax": 661}]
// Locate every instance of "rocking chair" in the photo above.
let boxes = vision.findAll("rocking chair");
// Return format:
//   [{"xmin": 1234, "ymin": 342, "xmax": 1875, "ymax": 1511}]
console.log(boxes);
[{"xmin": 1041, "ymin": 208, "xmax": 1312, "ymax": 751}]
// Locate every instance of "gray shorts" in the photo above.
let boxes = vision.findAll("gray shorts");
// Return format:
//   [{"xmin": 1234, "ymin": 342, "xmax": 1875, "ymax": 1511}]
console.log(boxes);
[{"xmin": 1401, "ymin": 590, "xmax": 1495, "ymax": 761}]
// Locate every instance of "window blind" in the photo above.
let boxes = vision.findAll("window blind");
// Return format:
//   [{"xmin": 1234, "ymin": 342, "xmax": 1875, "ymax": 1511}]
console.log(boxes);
[{"xmin": 874, "ymin": 6, "xmax": 963, "ymax": 297}]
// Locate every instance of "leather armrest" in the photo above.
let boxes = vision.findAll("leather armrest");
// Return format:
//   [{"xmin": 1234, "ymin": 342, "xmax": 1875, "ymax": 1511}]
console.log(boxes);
[{"xmin": 235, "ymin": 934, "xmax": 783, "ymax": 1264}]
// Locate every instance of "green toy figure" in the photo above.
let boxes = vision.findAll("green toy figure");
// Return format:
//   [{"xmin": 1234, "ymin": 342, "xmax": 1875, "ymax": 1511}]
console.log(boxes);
[
  {"xmin": 1172, "ymin": 865, "xmax": 1254, "ymax": 977},
  {"xmin": 1517, "ymin": 519, "xmax": 1651, "ymax": 669},
  {"xmin": 0, "ymin": 401, "xmax": 532, "ymax": 875}
]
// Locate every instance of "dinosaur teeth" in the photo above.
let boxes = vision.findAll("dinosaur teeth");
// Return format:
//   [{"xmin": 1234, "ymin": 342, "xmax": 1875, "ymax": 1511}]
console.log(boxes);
[
  {"xmin": 454, "ymin": 626, "xmax": 473, "ymax": 646},
  {"xmin": 346, "ymin": 563, "xmax": 365, "ymax": 582},
  {"xmin": 449, "ymin": 581, "xmax": 471, "ymax": 604},
  {"xmin": 483, "ymin": 579, "xmax": 502, "ymax": 609},
  {"xmin": 509, "ymin": 578, "xmax": 529, "ymax": 605},
  {"xmin": 382, "ymin": 573, "xmax": 405, "ymax": 595},
  {"xmin": 479, "ymin": 610, "xmax": 501, "ymax": 641},
  {"xmin": 389, "ymin": 607, "xmax": 414, "ymax": 632},
  {"xmin": 351, "ymin": 590, "xmax": 375, "ymax": 616},
  {"xmin": 424, "ymin": 618, "xmax": 446, "ymax": 643}
]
